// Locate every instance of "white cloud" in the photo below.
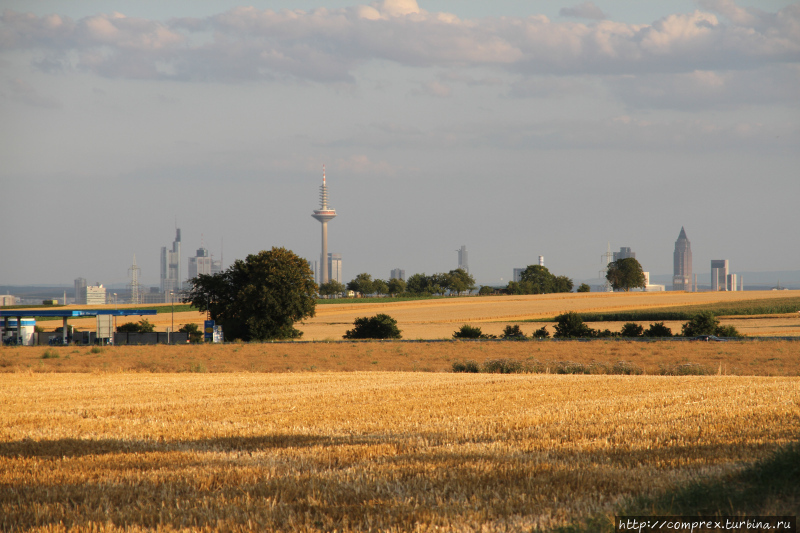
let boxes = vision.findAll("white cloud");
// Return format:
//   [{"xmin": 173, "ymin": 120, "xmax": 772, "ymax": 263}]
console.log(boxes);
[{"xmin": 559, "ymin": 2, "xmax": 607, "ymax": 21}]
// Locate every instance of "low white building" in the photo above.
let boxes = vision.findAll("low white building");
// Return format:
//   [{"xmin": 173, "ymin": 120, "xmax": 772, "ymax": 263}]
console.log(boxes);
[{"xmin": 85, "ymin": 284, "xmax": 107, "ymax": 305}]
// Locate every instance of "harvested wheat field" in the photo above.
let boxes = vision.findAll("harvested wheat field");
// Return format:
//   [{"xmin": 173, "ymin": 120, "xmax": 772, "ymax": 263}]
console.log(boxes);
[
  {"xmin": 1, "ymin": 373, "xmax": 797, "ymax": 532},
  {"xmin": 30, "ymin": 291, "xmax": 800, "ymax": 340},
  {"xmin": 2, "ymin": 339, "xmax": 799, "ymax": 375}
]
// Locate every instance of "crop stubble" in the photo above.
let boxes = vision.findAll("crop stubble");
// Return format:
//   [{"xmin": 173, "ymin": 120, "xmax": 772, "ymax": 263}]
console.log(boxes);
[{"xmin": 1, "ymin": 373, "xmax": 798, "ymax": 531}]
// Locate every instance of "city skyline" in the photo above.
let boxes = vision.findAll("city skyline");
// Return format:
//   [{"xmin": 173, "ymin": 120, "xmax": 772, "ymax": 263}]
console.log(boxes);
[{"xmin": 1, "ymin": 0, "xmax": 798, "ymax": 286}]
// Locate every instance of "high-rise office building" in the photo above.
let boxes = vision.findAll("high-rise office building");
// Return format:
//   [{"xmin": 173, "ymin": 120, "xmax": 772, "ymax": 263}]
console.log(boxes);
[
  {"xmin": 711, "ymin": 259, "xmax": 729, "ymax": 291},
  {"xmin": 672, "ymin": 227, "xmax": 692, "ymax": 291},
  {"xmin": 328, "ymin": 253, "xmax": 343, "ymax": 284},
  {"xmin": 613, "ymin": 247, "xmax": 635, "ymax": 261},
  {"xmin": 74, "ymin": 278, "xmax": 87, "ymax": 304},
  {"xmin": 188, "ymin": 246, "xmax": 222, "ymax": 280},
  {"xmin": 161, "ymin": 228, "xmax": 182, "ymax": 294},
  {"xmin": 457, "ymin": 245, "xmax": 468, "ymax": 272},
  {"xmin": 390, "ymin": 268, "xmax": 405, "ymax": 281},
  {"xmin": 312, "ymin": 166, "xmax": 337, "ymax": 284}
]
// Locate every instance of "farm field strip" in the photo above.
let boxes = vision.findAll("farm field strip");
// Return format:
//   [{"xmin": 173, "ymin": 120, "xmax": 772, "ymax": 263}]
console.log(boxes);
[
  {"xmin": 28, "ymin": 291, "xmax": 800, "ymax": 340},
  {"xmin": 1, "ymin": 373, "xmax": 797, "ymax": 531},
  {"xmin": 2, "ymin": 339, "xmax": 799, "ymax": 375}
]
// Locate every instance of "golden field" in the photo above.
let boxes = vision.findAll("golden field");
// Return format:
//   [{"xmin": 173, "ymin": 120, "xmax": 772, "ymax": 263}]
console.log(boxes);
[
  {"xmin": 30, "ymin": 290, "xmax": 800, "ymax": 340},
  {"xmin": 1, "ymin": 373, "xmax": 798, "ymax": 531},
  {"xmin": 1, "ymin": 339, "xmax": 799, "ymax": 375}
]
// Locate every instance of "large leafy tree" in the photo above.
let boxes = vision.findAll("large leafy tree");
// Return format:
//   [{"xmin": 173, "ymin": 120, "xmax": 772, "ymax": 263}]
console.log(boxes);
[
  {"xmin": 405, "ymin": 273, "xmax": 430, "ymax": 295},
  {"xmin": 185, "ymin": 247, "xmax": 317, "ymax": 341},
  {"xmin": 319, "ymin": 279, "xmax": 345, "ymax": 298},
  {"xmin": 347, "ymin": 273, "xmax": 375, "ymax": 296},
  {"xmin": 343, "ymin": 314, "xmax": 402, "ymax": 339},
  {"xmin": 446, "ymin": 268, "xmax": 476, "ymax": 296},
  {"xmin": 519, "ymin": 265, "xmax": 555, "ymax": 294},
  {"xmin": 387, "ymin": 278, "xmax": 406, "ymax": 296},
  {"xmin": 606, "ymin": 258, "xmax": 646, "ymax": 292}
]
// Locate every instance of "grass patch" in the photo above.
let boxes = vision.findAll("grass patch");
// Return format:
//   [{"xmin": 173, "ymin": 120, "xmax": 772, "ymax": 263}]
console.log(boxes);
[
  {"xmin": 40, "ymin": 349, "xmax": 59, "ymax": 359},
  {"xmin": 559, "ymin": 442, "xmax": 800, "ymax": 532},
  {"xmin": 452, "ymin": 358, "xmax": 645, "ymax": 375}
]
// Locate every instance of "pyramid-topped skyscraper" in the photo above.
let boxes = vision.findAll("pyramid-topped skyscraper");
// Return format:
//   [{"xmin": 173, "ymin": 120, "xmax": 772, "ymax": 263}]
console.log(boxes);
[{"xmin": 672, "ymin": 227, "xmax": 692, "ymax": 291}]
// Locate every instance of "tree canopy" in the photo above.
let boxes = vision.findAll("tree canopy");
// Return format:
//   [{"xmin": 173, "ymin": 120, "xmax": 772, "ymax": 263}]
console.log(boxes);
[
  {"xmin": 185, "ymin": 247, "xmax": 317, "ymax": 341},
  {"xmin": 343, "ymin": 314, "xmax": 402, "ymax": 339},
  {"xmin": 507, "ymin": 265, "xmax": 573, "ymax": 295},
  {"xmin": 319, "ymin": 279, "xmax": 345, "ymax": 298},
  {"xmin": 347, "ymin": 273, "xmax": 375, "ymax": 296},
  {"xmin": 605, "ymin": 258, "xmax": 646, "ymax": 292}
]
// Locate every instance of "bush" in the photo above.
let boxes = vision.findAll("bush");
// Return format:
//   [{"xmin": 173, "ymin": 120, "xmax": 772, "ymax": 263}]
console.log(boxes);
[
  {"xmin": 715, "ymin": 325, "xmax": 743, "ymax": 338},
  {"xmin": 553, "ymin": 312, "xmax": 595, "ymax": 338},
  {"xmin": 501, "ymin": 325, "xmax": 526, "ymax": 339},
  {"xmin": 644, "ymin": 322, "xmax": 673, "ymax": 337},
  {"xmin": 343, "ymin": 314, "xmax": 402, "ymax": 340},
  {"xmin": 612, "ymin": 361, "xmax": 644, "ymax": 375},
  {"xmin": 452, "ymin": 324, "xmax": 494, "ymax": 339},
  {"xmin": 452, "ymin": 360, "xmax": 480, "ymax": 373},
  {"xmin": 681, "ymin": 311, "xmax": 719, "ymax": 337},
  {"xmin": 576, "ymin": 283, "xmax": 591, "ymax": 293},
  {"xmin": 179, "ymin": 323, "xmax": 203, "ymax": 343},
  {"xmin": 478, "ymin": 286, "xmax": 494, "ymax": 296},
  {"xmin": 619, "ymin": 322, "xmax": 644, "ymax": 337},
  {"xmin": 116, "ymin": 319, "xmax": 155, "ymax": 333},
  {"xmin": 660, "ymin": 363, "xmax": 711, "ymax": 376},
  {"xmin": 482, "ymin": 359, "xmax": 524, "ymax": 373},
  {"xmin": 41, "ymin": 349, "xmax": 59, "ymax": 359},
  {"xmin": 532, "ymin": 326, "xmax": 550, "ymax": 339}
]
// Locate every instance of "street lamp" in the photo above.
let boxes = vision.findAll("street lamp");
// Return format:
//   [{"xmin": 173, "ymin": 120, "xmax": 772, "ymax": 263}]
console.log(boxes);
[{"xmin": 170, "ymin": 291, "xmax": 174, "ymax": 345}]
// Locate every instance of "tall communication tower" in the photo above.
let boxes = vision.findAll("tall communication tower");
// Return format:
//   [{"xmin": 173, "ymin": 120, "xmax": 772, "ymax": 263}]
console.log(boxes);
[
  {"xmin": 128, "ymin": 254, "xmax": 143, "ymax": 304},
  {"xmin": 311, "ymin": 165, "xmax": 337, "ymax": 284},
  {"xmin": 599, "ymin": 242, "xmax": 613, "ymax": 292}
]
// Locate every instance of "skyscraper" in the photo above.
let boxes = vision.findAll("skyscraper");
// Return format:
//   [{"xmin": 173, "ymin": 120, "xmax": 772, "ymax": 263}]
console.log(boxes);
[
  {"xmin": 311, "ymin": 166, "xmax": 337, "ymax": 284},
  {"xmin": 328, "ymin": 253, "xmax": 343, "ymax": 284},
  {"xmin": 390, "ymin": 268, "xmax": 405, "ymax": 281},
  {"xmin": 613, "ymin": 247, "xmax": 635, "ymax": 261},
  {"xmin": 161, "ymin": 228, "xmax": 181, "ymax": 294},
  {"xmin": 74, "ymin": 277, "xmax": 87, "ymax": 304},
  {"xmin": 457, "ymin": 245, "xmax": 468, "ymax": 272},
  {"xmin": 672, "ymin": 227, "xmax": 692, "ymax": 291},
  {"xmin": 711, "ymin": 259, "xmax": 729, "ymax": 291},
  {"xmin": 188, "ymin": 246, "xmax": 222, "ymax": 280}
]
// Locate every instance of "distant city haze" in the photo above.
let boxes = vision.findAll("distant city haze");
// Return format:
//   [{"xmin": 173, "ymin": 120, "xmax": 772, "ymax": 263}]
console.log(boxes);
[{"xmin": 1, "ymin": 0, "xmax": 798, "ymax": 287}]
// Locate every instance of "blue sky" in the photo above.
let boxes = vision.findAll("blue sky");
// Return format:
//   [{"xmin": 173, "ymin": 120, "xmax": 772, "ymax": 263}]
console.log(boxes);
[{"xmin": 1, "ymin": 0, "xmax": 798, "ymax": 287}]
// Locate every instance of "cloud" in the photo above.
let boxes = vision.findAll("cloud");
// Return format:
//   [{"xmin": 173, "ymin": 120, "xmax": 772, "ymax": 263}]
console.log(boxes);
[
  {"xmin": 559, "ymin": 2, "xmax": 607, "ymax": 20},
  {"xmin": 5, "ymin": 78, "xmax": 61, "ymax": 108},
  {"xmin": 334, "ymin": 154, "xmax": 395, "ymax": 175},
  {"xmin": 1, "ymin": 2, "xmax": 798, "ymax": 84}
]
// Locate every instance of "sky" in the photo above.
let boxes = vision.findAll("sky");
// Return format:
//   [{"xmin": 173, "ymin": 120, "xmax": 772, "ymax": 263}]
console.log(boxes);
[{"xmin": 1, "ymin": 0, "xmax": 798, "ymax": 287}]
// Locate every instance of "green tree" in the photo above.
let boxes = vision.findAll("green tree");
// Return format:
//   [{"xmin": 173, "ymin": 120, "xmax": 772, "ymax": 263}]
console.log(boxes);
[
  {"xmin": 387, "ymin": 278, "xmax": 406, "ymax": 296},
  {"xmin": 319, "ymin": 280, "xmax": 345, "ymax": 298},
  {"xmin": 429, "ymin": 273, "xmax": 450, "ymax": 296},
  {"xmin": 372, "ymin": 279, "xmax": 389, "ymax": 297},
  {"xmin": 576, "ymin": 283, "xmax": 591, "ymax": 293},
  {"xmin": 553, "ymin": 275, "xmax": 574, "ymax": 293},
  {"xmin": 644, "ymin": 322, "xmax": 672, "ymax": 337},
  {"xmin": 452, "ymin": 324, "xmax": 492, "ymax": 339},
  {"xmin": 553, "ymin": 312, "xmax": 595, "ymax": 338},
  {"xmin": 343, "ymin": 314, "xmax": 402, "ymax": 339},
  {"xmin": 478, "ymin": 285, "xmax": 494, "ymax": 296},
  {"xmin": 606, "ymin": 258, "xmax": 646, "ymax": 292},
  {"xmin": 681, "ymin": 311, "xmax": 719, "ymax": 337},
  {"xmin": 532, "ymin": 325, "xmax": 550, "ymax": 339},
  {"xmin": 185, "ymin": 247, "xmax": 317, "ymax": 341},
  {"xmin": 715, "ymin": 325, "xmax": 743, "ymax": 338},
  {"xmin": 347, "ymin": 273, "xmax": 375, "ymax": 297},
  {"xmin": 116, "ymin": 319, "xmax": 155, "ymax": 333},
  {"xmin": 405, "ymin": 273, "xmax": 430, "ymax": 295},
  {"xmin": 446, "ymin": 268, "xmax": 476, "ymax": 296},
  {"xmin": 501, "ymin": 324, "xmax": 526, "ymax": 339},
  {"xmin": 519, "ymin": 265, "xmax": 555, "ymax": 294},
  {"xmin": 620, "ymin": 322, "xmax": 644, "ymax": 337},
  {"xmin": 179, "ymin": 323, "xmax": 203, "ymax": 343}
]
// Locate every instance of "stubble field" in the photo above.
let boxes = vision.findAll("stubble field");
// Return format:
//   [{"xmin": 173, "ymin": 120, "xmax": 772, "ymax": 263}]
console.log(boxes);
[
  {"xmin": 1, "ymin": 373, "xmax": 798, "ymax": 532},
  {"xmin": 3, "ymin": 290, "xmax": 799, "ymax": 531}
]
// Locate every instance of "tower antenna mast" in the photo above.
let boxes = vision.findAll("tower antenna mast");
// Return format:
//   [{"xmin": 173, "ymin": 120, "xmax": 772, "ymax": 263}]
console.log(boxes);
[{"xmin": 311, "ymin": 164, "xmax": 337, "ymax": 284}]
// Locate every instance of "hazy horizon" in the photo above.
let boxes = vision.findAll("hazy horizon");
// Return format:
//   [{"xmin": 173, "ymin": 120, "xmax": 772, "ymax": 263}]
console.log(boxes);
[{"xmin": 2, "ymin": 0, "xmax": 798, "ymax": 287}]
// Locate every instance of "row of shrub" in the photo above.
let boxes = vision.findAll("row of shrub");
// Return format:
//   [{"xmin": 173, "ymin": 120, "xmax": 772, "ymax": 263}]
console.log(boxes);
[
  {"xmin": 451, "ymin": 311, "xmax": 742, "ymax": 340},
  {"xmin": 452, "ymin": 358, "xmax": 712, "ymax": 375}
]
